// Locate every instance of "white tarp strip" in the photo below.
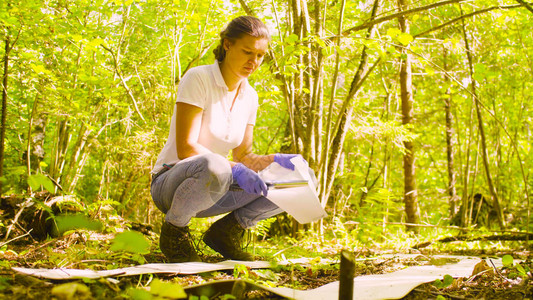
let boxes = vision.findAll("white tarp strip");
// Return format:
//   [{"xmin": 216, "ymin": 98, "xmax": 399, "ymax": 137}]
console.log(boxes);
[
  {"xmin": 269, "ymin": 256, "xmax": 483, "ymax": 300},
  {"xmin": 12, "ymin": 255, "xmax": 488, "ymax": 300}
]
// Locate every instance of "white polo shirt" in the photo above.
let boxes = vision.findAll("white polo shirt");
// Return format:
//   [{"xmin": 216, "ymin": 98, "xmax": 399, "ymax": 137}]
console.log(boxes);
[{"xmin": 151, "ymin": 62, "xmax": 259, "ymax": 174}]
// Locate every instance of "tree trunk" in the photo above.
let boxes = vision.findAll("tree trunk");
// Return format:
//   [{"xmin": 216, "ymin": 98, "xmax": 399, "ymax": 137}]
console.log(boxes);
[
  {"xmin": 460, "ymin": 10, "xmax": 505, "ymax": 228},
  {"xmin": 443, "ymin": 47, "xmax": 458, "ymax": 217},
  {"xmin": 398, "ymin": 0, "xmax": 420, "ymax": 230},
  {"xmin": 0, "ymin": 35, "xmax": 10, "ymax": 195},
  {"xmin": 321, "ymin": 0, "xmax": 381, "ymax": 206}
]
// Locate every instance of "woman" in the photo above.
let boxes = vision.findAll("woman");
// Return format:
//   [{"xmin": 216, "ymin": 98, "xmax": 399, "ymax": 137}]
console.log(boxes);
[{"xmin": 150, "ymin": 16, "xmax": 301, "ymax": 262}]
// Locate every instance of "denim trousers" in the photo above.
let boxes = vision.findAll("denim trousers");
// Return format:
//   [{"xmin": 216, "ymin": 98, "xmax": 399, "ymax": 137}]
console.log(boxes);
[{"xmin": 150, "ymin": 153, "xmax": 283, "ymax": 229}]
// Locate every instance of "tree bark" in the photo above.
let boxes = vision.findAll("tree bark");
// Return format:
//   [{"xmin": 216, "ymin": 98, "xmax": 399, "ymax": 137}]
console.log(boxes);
[
  {"xmin": 398, "ymin": 0, "xmax": 420, "ymax": 230},
  {"xmin": 460, "ymin": 10, "xmax": 505, "ymax": 228},
  {"xmin": 0, "ymin": 35, "xmax": 10, "ymax": 195},
  {"xmin": 443, "ymin": 47, "xmax": 458, "ymax": 217},
  {"xmin": 322, "ymin": 0, "xmax": 381, "ymax": 206}
]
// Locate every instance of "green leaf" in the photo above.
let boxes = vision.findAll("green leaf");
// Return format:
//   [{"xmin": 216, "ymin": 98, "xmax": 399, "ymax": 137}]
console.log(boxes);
[
  {"xmin": 51, "ymin": 282, "xmax": 91, "ymax": 299},
  {"xmin": 149, "ymin": 278, "xmax": 186, "ymax": 299},
  {"xmin": 55, "ymin": 214, "xmax": 103, "ymax": 235},
  {"xmin": 433, "ymin": 279, "xmax": 443, "ymax": 288},
  {"xmin": 516, "ymin": 264, "xmax": 526, "ymax": 275},
  {"xmin": 110, "ymin": 231, "xmax": 150, "ymax": 254},
  {"xmin": 386, "ymin": 28, "xmax": 401, "ymax": 38},
  {"xmin": 27, "ymin": 175, "xmax": 40, "ymax": 191},
  {"xmin": 434, "ymin": 274, "xmax": 453, "ymax": 289},
  {"xmin": 397, "ymin": 33, "xmax": 413, "ymax": 46},
  {"xmin": 286, "ymin": 34, "xmax": 299, "ymax": 44},
  {"xmin": 28, "ymin": 174, "xmax": 55, "ymax": 193},
  {"xmin": 474, "ymin": 63, "xmax": 487, "ymax": 75},
  {"xmin": 127, "ymin": 287, "xmax": 153, "ymax": 300},
  {"xmin": 442, "ymin": 274, "xmax": 454, "ymax": 287},
  {"xmin": 502, "ymin": 255, "xmax": 514, "ymax": 267}
]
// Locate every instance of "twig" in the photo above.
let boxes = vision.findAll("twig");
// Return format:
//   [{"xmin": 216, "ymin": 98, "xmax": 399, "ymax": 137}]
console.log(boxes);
[
  {"xmin": 100, "ymin": 44, "xmax": 145, "ymax": 122},
  {"xmin": 414, "ymin": 4, "xmax": 522, "ymax": 38},
  {"xmin": 0, "ymin": 229, "xmax": 32, "ymax": 248},
  {"xmin": 489, "ymin": 258, "xmax": 513, "ymax": 283},
  {"xmin": 342, "ymin": 0, "xmax": 468, "ymax": 36},
  {"xmin": 4, "ymin": 198, "xmax": 33, "ymax": 241},
  {"xmin": 22, "ymin": 238, "xmax": 57, "ymax": 257},
  {"xmin": 272, "ymin": 245, "xmax": 297, "ymax": 257},
  {"xmin": 514, "ymin": 0, "xmax": 533, "ymax": 14}
]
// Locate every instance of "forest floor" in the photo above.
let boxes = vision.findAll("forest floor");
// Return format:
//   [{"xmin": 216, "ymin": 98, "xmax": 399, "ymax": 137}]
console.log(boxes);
[
  {"xmin": 1, "ymin": 192, "xmax": 532, "ymax": 299},
  {"xmin": 1, "ymin": 228, "xmax": 532, "ymax": 300}
]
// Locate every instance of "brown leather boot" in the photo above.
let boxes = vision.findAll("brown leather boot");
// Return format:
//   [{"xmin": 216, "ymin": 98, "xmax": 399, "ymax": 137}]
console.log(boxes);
[
  {"xmin": 159, "ymin": 221, "xmax": 201, "ymax": 263},
  {"xmin": 203, "ymin": 212, "xmax": 254, "ymax": 261}
]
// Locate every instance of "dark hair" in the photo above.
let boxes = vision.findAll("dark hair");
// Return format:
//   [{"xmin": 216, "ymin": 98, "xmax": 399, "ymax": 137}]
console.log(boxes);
[{"xmin": 213, "ymin": 16, "xmax": 270, "ymax": 62}]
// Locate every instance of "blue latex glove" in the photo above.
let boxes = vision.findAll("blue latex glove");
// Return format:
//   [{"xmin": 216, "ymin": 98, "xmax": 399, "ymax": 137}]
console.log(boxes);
[
  {"xmin": 232, "ymin": 163, "xmax": 268, "ymax": 196},
  {"xmin": 274, "ymin": 153, "xmax": 304, "ymax": 171}
]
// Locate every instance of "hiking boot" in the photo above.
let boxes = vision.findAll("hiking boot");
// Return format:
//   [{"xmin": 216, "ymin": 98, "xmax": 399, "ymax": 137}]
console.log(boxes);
[
  {"xmin": 159, "ymin": 221, "xmax": 201, "ymax": 263},
  {"xmin": 203, "ymin": 212, "xmax": 254, "ymax": 261}
]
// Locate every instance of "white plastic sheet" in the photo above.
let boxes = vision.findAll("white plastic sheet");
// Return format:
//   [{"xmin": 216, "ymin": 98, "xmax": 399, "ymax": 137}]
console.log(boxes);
[
  {"xmin": 12, "ymin": 255, "xmax": 486, "ymax": 300},
  {"xmin": 259, "ymin": 156, "xmax": 327, "ymax": 224}
]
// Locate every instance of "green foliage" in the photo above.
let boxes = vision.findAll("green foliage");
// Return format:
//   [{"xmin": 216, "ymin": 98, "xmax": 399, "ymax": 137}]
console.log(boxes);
[
  {"xmin": 110, "ymin": 231, "xmax": 150, "ymax": 255},
  {"xmin": 233, "ymin": 264, "xmax": 250, "ymax": 279},
  {"xmin": 148, "ymin": 278, "xmax": 187, "ymax": 299},
  {"xmin": 0, "ymin": 0, "xmax": 532, "ymax": 257},
  {"xmin": 54, "ymin": 214, "xmax": 103, "ymax": 235},
  {"xmin": 502, "ymin": 254, "xmax": 529, "ymax": 279},
  {"xmin": 433, "ymin": 274, "xmax": 454, "ymax": 289},
  {"xmin": 502, "ymin": 255, "xmax": 514, "ymax": 267},
  {"xmin": 27, "ymin": 174, "xmax": 55, "ymax": 193},
  {"xmin": 51, "ymin": 282, "xmax": 92, "ymax": 299}
]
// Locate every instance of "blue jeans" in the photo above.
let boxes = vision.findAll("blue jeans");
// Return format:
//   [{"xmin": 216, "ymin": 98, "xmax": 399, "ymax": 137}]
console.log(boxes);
[{"xmin": 150, "ymin": 153, "xmax": 283, "ymax": 229}]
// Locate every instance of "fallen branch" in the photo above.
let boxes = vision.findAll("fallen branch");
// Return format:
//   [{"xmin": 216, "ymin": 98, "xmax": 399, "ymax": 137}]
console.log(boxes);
[
  {"xmin": 414, "ymin": 233, "xmax": 533, "ymax": 249},
  {"xmin": 0, "ymin": 229, "xmax": 33, "ymax": 248},
  {"xmin": 345, "ymin": 221, "xmax": 524, "ymax": 234}
]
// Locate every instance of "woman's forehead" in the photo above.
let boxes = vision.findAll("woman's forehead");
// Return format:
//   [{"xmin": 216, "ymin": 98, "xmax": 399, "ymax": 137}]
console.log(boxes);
[{"xmin": 235, "ymin": 35, "xmax": 269, "ymax": 51}]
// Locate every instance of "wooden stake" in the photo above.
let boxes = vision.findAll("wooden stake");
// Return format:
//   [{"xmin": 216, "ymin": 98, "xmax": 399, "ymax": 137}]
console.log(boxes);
[{"xmin": 339, "ymin": 249, "xmax": 355, "ymax": 300}]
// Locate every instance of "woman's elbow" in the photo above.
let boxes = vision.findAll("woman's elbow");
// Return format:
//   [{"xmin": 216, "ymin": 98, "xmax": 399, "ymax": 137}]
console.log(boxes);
[{"xmin": 177, "ymin": 144, "xmax": 194, "ymax": 160}]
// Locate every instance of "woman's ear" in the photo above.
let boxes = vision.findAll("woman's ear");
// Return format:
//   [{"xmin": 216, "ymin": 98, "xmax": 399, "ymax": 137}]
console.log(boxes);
[{"xmin": 223, "ymin": 38, "xmax": 231, "ymax": 51}]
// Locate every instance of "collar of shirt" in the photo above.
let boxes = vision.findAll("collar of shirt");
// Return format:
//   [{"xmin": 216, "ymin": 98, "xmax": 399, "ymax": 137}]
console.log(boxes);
[{"xmin": 211, "ymin": 61, "xmax": 248, "ymax": 98}]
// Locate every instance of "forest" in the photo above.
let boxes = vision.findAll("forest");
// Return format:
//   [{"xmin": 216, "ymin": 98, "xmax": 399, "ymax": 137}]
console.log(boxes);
[{"xmin": 1, "ymin": 0, "xmax": 533, "ymax": 299}]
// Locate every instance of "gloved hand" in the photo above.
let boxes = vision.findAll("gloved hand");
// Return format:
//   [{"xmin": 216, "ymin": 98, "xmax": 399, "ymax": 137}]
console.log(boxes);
[
  {"xmin": 274, "ymin": 153, "xmax": 305, "ymax": 171},
  {"xmin": 232, "ymin": 163, "xmax": 268, "ymax": 196}
]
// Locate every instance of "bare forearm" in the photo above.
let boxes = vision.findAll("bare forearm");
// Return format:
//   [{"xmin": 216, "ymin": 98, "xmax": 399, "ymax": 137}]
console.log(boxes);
[
  {"xmin": 236, "ymin": 153, "xmax": 275, "ymax": 172},
  {"xmin": 177, "ymin": 143, "xmax": 212, "ymax": 160}
]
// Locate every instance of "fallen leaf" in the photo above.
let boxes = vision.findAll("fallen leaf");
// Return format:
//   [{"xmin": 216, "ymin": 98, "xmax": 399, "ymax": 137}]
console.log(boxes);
[{"xmin": 471, "ymin": 260, "xmax": 494, "ymax": 276}]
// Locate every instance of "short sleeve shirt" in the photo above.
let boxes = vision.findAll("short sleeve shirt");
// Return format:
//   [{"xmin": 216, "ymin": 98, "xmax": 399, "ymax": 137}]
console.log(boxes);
[{"xmin": 151, "ymin": 62, "xmax": 259, "ymax": 174}]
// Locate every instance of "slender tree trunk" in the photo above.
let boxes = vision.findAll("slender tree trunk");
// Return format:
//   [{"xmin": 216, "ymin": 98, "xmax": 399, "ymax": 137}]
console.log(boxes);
[
  {"xmin": 398, "ymin": 0, "xmax": 420, "ymax": 230},
  {"xmin": 443, "ymin": 47, "xmax": 458, "ymax": 217},
  {"xmin": 320, "ymin": 0, "xmax": 346, "ymax": 196},
  {"xmin": 460, "ymin": 11, "xmax": 505, "ymax": 228},
  {"xmin": 0, "ymin": 35, "xmax": 10, "ymax": 195},
  {"xmin": 460, "ymin": 103, "xmax": 476, "ymax": 227},
  {"xmin": 322, "ymin": 0, "xmax": 381, "ymax": 206}
]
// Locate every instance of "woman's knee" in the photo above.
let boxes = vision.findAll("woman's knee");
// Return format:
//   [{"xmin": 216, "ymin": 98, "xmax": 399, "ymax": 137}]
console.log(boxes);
[{"xmin": 190, "ymin": 153, "xmax": 232, "ymax": 190}]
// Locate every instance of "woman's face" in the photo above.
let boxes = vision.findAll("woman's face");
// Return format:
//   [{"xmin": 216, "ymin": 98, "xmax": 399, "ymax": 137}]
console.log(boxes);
[{"xmin": 223, "ymin": 34, "xmax": 269, "ymax": 80}]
